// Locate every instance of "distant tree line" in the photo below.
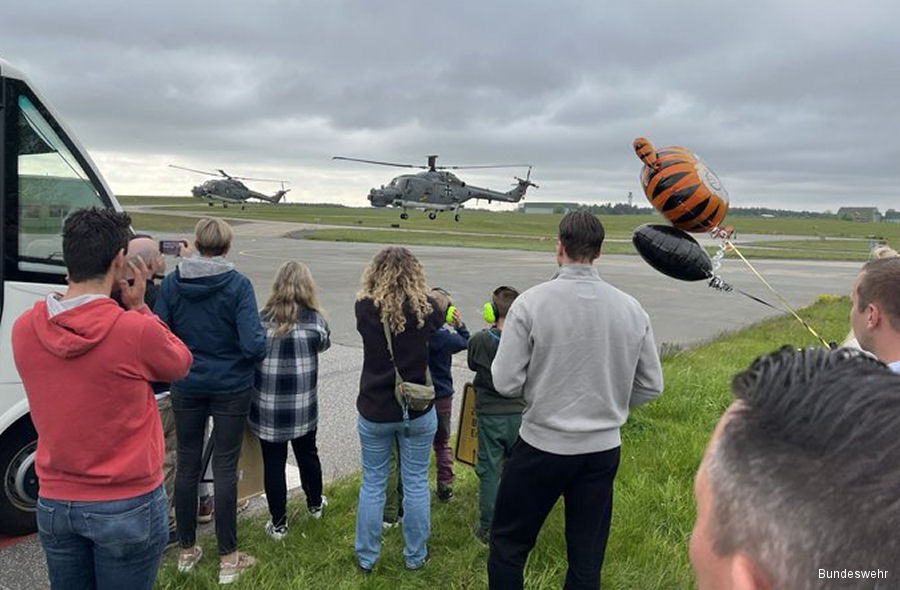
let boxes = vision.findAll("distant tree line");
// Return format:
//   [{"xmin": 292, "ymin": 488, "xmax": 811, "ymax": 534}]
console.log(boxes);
[{"xmin": 571, "ymin": 203, "xmax": 838, "ymax": 218}]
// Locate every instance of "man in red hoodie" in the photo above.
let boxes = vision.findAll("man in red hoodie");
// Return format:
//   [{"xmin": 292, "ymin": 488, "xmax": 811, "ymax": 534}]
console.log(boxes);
[{"xmin": 12, "ymin": 208, "xmax": 193, "ymax": 590}]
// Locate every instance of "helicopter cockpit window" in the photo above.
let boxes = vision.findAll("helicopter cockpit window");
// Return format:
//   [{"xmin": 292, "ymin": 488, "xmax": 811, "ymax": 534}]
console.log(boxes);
[{"xmin": 15, "ymin": 94, "xmax": 106, "ymax": 275}]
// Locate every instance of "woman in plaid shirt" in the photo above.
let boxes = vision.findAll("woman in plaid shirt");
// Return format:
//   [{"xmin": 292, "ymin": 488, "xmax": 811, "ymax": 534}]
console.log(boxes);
[{"xmin": 251, "ymin": 261, "xmax": 331, "ymax": 541}]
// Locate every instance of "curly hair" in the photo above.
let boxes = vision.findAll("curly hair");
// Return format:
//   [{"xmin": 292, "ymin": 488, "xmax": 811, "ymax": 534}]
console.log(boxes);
[
  {"xmin": 262, "ymin": 261, "xmax": 323, "ymax": 337},
  {"xmin": 357, "ymin": 247, "xmax": 432, "ymax": 334}
]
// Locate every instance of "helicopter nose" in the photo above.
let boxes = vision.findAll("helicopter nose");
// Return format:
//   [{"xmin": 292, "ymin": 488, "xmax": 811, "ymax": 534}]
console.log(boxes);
[{"xmin": 368, "ymin": 188, "xmax": 390, "ymax": 207}]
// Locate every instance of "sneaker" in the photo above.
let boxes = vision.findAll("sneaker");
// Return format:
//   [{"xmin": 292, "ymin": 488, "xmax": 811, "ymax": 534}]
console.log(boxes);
[
  {"xmin": 382, "ymin": 517, "xmax": 401, "ymax": 530},
  {"xmin": 405, "ymin": 550, "xmax": 430, "ymax": 571},
  {"xmin": 197, "ymin": 495, "xmax": 213, "ymax": 523},
  {"xmin": 310, "ymin": 495, "xmax": 328, "ymax": 519},
  {"xmin": 218, "ymin": 551, "xmax": 256, "ymax": 585},
  {"xmin": 264, "ymin": 520, "xmax": 288, "ymax": 541},
  {"xmin": 177, "ymin": 545, "xmax": 203, "ymax": 573},
  {"xmin": 357, "ymin": 562, "xmax": 372, "ymax": 576},
  {"xmin": 436, "ymin": 483, "xmax": 453, "ymax": 502}
]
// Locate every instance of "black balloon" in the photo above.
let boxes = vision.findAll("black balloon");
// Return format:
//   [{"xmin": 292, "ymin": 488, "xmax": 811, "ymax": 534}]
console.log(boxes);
[{"xmin": 632, "ymin": 224, "xmax": 712, "ymax": 281}]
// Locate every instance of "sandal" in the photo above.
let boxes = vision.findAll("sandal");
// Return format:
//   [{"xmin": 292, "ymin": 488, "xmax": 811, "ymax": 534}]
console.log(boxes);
[
  {"xmin": 218, "ymin": 551, "xmax": 256, "ymax": 585},
  {"xmin": 177, "ymin": 545, "xmax": 203, "ymax": 573}
]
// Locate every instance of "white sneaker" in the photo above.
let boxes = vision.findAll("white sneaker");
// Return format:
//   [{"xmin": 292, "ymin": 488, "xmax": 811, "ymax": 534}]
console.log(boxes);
[
  {"xmin": 218, "ymin": 551, "xmax": 256, "ymax": 585},
  {"xmin": 310, "ymin": 495, "xmax": 328, "ymax": 519},
  {"xmin": 177, "ymin": 545, "xmax": 203, "ymax": 573},
  {"xmin": 264, "ymin": 520, "xmax": 287, "ymax": 541}
]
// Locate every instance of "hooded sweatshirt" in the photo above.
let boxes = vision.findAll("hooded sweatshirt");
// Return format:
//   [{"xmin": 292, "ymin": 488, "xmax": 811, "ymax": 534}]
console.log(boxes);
[
  {"xmin": 12, "ymin": 297, "xmax": 193, "ymax": 501},
  {"xmin": 155, "ymin": 256, "xmax": 266, "ymax": 394}
]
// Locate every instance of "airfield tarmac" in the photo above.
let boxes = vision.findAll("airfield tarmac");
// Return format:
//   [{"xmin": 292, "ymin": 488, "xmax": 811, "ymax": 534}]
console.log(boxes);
[{"xmin": 0, "ymin": 218, "xmax": 863, "ymax": 589}]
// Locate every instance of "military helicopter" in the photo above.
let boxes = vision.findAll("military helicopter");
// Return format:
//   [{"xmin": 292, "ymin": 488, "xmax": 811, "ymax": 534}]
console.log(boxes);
[
  {"xmin": 332, "ymin": 155, "xmax": 538, "ymax": 221},
  {"xmin": 168, "ymin": 165, "xmax": 290, "ymax": 209}
]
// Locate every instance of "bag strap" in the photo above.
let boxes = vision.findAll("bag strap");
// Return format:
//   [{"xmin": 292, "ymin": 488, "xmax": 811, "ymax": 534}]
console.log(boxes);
[
  {"xmin": 381, "ymin": 315, "xmax": 404, "ymax": 389},
  {"xmin": 381, "ymin": 315, "xmax": 433, "ymax": 386}
]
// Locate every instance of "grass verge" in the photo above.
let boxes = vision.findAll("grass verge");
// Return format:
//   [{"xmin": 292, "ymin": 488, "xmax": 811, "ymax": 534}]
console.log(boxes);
[{"xmin": 154, "ymin": 297, "xmax": 851, "ymax": 589}]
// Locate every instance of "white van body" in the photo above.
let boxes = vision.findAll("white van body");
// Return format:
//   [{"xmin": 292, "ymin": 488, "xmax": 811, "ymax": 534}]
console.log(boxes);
[{"xmin": 0, "ymin": 58, "xmax": 121, "ymax": 534}]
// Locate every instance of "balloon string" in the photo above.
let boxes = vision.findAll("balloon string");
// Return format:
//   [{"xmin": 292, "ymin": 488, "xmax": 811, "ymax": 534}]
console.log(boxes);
[{"xmin": 724, "ymin": 240, "xmax": 830, "ymax": 348}]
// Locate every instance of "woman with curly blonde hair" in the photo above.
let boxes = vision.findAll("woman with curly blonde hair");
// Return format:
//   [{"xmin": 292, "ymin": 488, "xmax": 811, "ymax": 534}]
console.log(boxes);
[{"xmin": 354, "ymin": 247, "xmax": 442, "ymax": 573}]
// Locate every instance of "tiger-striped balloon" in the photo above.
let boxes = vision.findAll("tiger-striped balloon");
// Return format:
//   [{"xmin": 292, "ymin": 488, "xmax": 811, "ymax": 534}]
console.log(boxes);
[{"xmin": 633, "ymin": 137, "xmax": 729, "ymax": 232}]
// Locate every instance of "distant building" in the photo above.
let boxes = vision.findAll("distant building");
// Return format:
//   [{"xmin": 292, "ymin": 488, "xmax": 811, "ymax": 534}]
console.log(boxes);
[
  {"xmin": 837, "ymin": 207, "xmax": 882, "ymax": 222},
  {"xmin": 519, "ymin": 202, "xmax": 582, "ymax": 214},
  {"xmin": 883, "ymin": 209, "xmax": 900, "ymax": 223}
]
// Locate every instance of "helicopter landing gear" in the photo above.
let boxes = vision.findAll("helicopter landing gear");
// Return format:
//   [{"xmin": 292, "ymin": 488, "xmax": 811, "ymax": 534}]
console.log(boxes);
[
  {"xmin": 454, "ymin": 214, "xmax": 460, "ymax": 222},
  {"xmin": 428, "ymin": 212, "xmax": 437, "ymax": 220},
  {"xmin": 241, "ymin": 205, "xmax": 245, "ymax": 210},
  {"xmin": 400, "ymin": 212, "xmax": 409, "ymax": 220}
]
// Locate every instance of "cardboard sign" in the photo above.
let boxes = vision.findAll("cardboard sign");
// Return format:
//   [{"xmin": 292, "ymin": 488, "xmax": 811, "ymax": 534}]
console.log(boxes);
[
  {"xmin": 201, "ymin": 424, "xmax": 264, "ymax": 502},
  {"xmin": 237, "ymin": 426, "xmax": 264, "ymax": 502},
  {"xmin": 454, "ymin": 382, "xmax": 478, "ymax": 466}
]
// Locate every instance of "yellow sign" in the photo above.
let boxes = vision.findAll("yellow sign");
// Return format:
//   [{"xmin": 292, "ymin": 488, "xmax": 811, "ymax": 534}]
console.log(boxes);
[{"xmin": 455, "ymin": 382, "xmax": 478, "ymax": 466}]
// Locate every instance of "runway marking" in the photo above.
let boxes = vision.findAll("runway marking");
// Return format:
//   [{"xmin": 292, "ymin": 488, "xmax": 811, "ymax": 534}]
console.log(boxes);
[{"xmin": 0, "ymin": 533, "xmax": 35, "ymax": 550}]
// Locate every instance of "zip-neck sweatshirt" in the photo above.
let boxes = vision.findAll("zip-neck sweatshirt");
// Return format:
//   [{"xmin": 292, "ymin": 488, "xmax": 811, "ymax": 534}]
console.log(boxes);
[
  {"xmin": 12, "ymin": 297, "xmax": 192, "ymax": 501},
  {"xmin": 491, "ymin": 264, "xmax": 663, "ymax": 455}
]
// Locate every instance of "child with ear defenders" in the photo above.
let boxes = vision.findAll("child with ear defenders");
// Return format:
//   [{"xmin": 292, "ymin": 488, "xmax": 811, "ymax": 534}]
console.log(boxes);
[
  {"xmin": 466, "ymin": 286, "xmax": 523, "ymax": 543},
  {"xmin": 427, "ymin": 288, "xmax": 470, "ymax": 502}
]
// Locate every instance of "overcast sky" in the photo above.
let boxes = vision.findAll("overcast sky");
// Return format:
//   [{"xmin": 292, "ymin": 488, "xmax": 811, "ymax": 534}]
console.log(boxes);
[{"xmin": 2, "ymin": 1, "xmax": 898, "ymax": 212}]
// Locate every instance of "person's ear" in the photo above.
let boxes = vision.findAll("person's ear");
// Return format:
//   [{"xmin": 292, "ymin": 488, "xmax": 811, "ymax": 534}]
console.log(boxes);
[
  {"xmin": 867, "ymin": 303, "xmax": 881, "ymax": 329},
  {"xmin": 730, "ymin": 553, "xmax": 770, "ymax": 590}
]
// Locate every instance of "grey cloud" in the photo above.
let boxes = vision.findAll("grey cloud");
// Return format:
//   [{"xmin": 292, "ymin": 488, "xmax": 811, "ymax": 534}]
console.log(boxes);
[{"xmin": 1, "ymin": 0, "xmax": 898, "ymax": 210}]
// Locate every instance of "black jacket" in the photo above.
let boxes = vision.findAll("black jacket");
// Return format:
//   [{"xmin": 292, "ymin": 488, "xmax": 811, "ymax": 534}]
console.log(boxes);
[{"xmin": 355, "ymin": 297, "xmax": 442, "ymax": 422}]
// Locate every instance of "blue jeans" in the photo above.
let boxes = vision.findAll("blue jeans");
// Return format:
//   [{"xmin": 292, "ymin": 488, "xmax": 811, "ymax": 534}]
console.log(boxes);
[
  {"xmin": 355, "ymin": 408, "xmax": 437, "ymax": 570},
  {"xmin": 36, "ymin": 485, "xmax": 168, "ymax": 590}
]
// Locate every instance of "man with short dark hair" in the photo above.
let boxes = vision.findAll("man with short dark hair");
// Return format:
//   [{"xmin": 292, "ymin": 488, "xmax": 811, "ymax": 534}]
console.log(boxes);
[
  {"xmin": 12, "ymin": 208, "xmax": 193, "ymax": 589},
  {"xmin": 488, "ymin": 209, "xmax": 664, "ymax": 588},
  {"xmin": 690, "ymin": 346, "xmax": 900, "ymax": 589},
  {"xmin": 850, "ymin": 257, "xmax": 900, "ymax": 372}
]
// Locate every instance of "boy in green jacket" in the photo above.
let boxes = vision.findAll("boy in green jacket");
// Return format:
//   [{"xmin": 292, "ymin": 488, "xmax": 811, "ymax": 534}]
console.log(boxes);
[{"xmin": 466, "ymin": 286, "xmax": 522, "ymax": 543}]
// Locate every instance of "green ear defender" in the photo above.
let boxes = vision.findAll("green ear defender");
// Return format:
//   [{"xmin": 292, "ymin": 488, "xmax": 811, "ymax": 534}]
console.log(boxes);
[{"xmin": 483, "ymin": 301, "xmax": 498, "ymax": 324}]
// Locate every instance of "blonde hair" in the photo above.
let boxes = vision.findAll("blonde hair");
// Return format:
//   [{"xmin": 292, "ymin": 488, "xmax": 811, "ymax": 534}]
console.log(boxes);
[
  {"xmin": 357, "ymin": 247, "xmax": 432, "ymax": 334},
  {"xmin": 262, "ymin": 261, "xmax": 323, "ymax": 337},
  {"xmin": 194, "ymin": 217, "xmax": 232, "ymax": 256},
  {"xmin": 869, "ymin": 245, "xmax": 899, "ymax": 260}
]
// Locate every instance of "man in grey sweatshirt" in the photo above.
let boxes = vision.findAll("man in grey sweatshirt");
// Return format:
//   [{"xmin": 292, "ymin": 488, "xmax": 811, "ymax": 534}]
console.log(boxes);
[{"xmin": 487, "ymin": 210, "xmax": 664, "ymax": 589}]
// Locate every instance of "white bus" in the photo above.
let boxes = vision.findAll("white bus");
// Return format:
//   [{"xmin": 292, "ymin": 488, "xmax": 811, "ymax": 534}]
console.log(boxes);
[{"xmin": 0, "ymin": 58, "xmax": 121, "ymax": 535}]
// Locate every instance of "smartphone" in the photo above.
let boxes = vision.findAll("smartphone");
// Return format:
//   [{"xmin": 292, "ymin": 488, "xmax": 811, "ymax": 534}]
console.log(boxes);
[{"xmin": 159, "ymin": 240, "xmax": 182, "ymax": 256}]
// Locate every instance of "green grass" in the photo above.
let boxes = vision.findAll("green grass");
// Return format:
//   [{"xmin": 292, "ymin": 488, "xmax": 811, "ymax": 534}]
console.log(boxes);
[
  {"xmin": 121, "ymin": 198, "xmax": 896, "ymax": 261},
  {"xmin": 129, "ymin": 212, "xmax": 206, "ymax": 233},
  {"xmin": 119, "ymin": 195, "xmax": 198, "ymax": 207},
  {"xmin": 153, "ymin": 297, "xmax": 851, "ymax": 590}
]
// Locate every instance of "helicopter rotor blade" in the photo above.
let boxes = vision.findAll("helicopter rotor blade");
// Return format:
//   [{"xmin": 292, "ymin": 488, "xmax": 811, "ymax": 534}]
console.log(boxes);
[
  {"xmin": 230, "ymin": 175, "xmax": 290, "ymax": 183},
  {"xmin": 332, "ymin": 156, "xmax": 425, "ymax": 169},
  {"xmin": 440, "ymin": 163, "xmax": 533, "ymax": 170},
  {"xmin": 168, "ymin": 164, "xmax": 222, "ymax": 177}
]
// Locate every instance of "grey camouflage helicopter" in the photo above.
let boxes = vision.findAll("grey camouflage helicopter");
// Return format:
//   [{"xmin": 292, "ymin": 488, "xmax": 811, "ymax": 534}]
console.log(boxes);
[
  {"xmin": 332, "ymin": 155, "xmax": 537, "ymax": 221},
  {"xmin": 168, "ymin": 165, "xmax": 290, "ymax": 209}
]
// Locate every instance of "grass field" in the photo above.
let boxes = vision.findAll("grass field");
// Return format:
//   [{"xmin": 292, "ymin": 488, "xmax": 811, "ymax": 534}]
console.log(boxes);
[
  {"xmin": 120, "ymin": 197, "xmax": 896, "ymax": 262},
  {"xmin": 153, "ymin": 297, "xmax": 851, "ymax": 590}
]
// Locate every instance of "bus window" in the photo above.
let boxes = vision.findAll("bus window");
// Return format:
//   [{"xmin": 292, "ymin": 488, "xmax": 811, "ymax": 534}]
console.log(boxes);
[{"xmin": 15, "ymin": 95, "xmax": 106, "ymax": 274}]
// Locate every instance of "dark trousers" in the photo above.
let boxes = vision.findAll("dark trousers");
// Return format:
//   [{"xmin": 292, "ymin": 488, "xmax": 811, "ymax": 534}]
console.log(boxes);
[
  {"xmin": 487, "ymin": 439, "xmax": 620, "ymax": 590},
  {"xmin": 259, "ymin": 430, "xmax": 323, "ymax": 526},
  {"xmin": 172, "ymin": 388, "xmax": 251, "ymax": 555}
]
